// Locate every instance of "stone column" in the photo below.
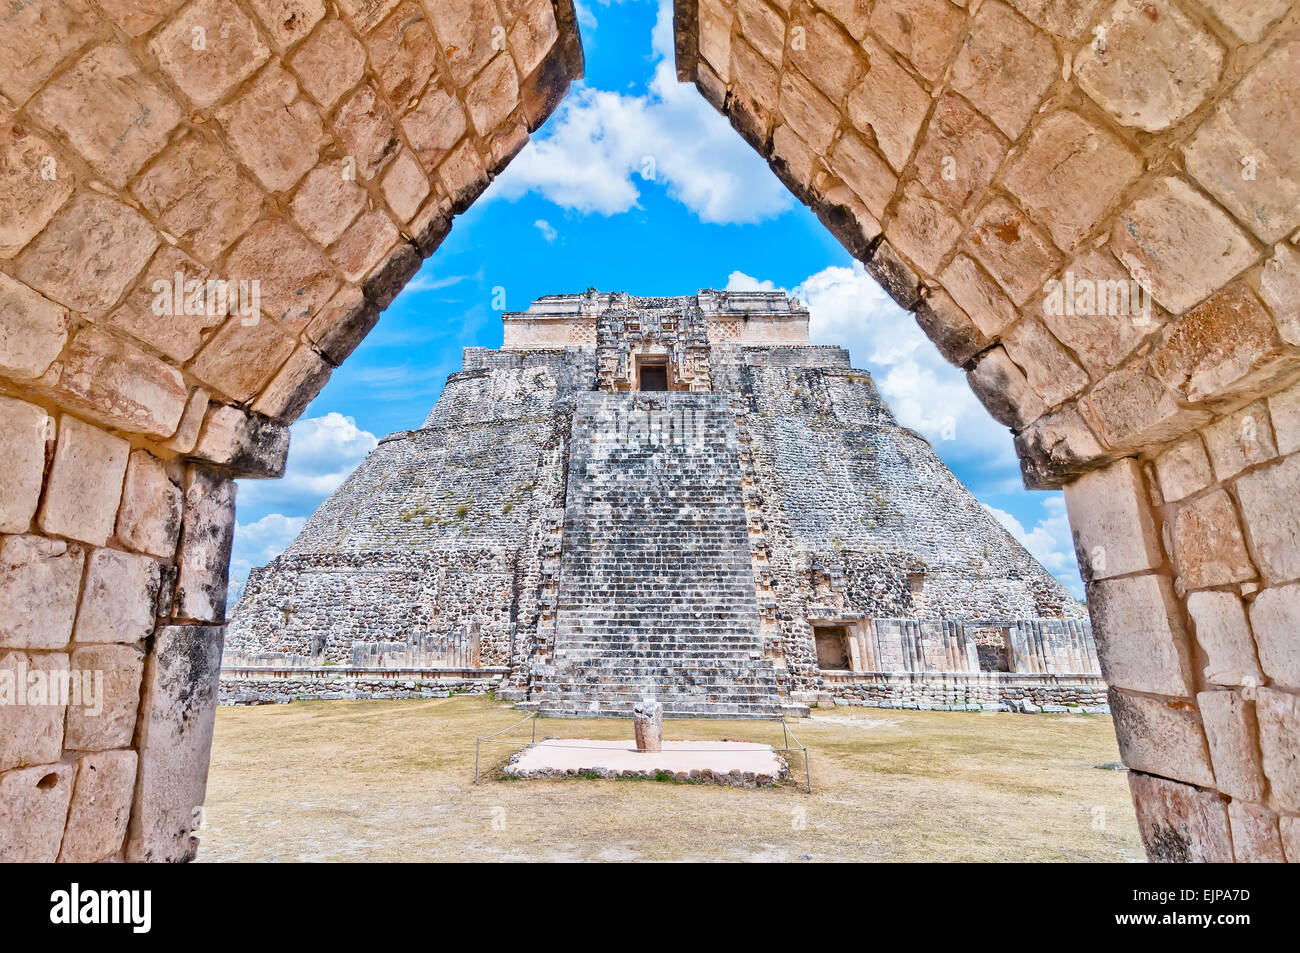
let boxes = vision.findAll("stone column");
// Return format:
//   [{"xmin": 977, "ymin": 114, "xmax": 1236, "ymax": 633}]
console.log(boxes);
[{"xmin": 632, "ymin": 699, "xmax": 663, "ymax": 752}]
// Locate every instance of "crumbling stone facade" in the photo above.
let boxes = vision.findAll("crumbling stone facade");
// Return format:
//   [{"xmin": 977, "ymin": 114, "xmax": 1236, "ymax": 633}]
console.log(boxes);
[
  {"xmin": 0, "ymin": 0, "xmax": 582, "ymax": 862},
  {"xmin": 672, "ymin": 0, "xmax": 1300, "ymax": 861},
  {"xmin": 229, "ymin": 292, "xmax": 1094, "ymax": 718}
]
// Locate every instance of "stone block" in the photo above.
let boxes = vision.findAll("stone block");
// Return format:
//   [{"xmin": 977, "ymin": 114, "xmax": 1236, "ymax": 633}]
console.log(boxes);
[
  {"xmin": 1235, "ymin": 453, "xmax": 1300, "ymax": 585},
  {"xmin": 43, "ymin": 325, "xmax": 188, "ymax": 438},
  {"xmin": 1062, "ymin": 457, "xmax": 1161, "ymax": 581},
  {"xmin": 697, "ymin": 0, "xmax": 733, "ymax": 83},
  {"xmin": 57, "ymin": 749, "xmax": 137, "ymax": 863},
  {"xmin": 788, "ymin": 11, "xmax": 861, "ymax": 102},
  {"xmin": 251, "ymin": 345, "xmax": 333, "ymax": 424},
  {"xmin": 175, "ymin": 469, "xmax": 237, "ymax": 623},
  {"xmin": 886, "ymin": 181, "xmax": 962, "ymax": 275},
  {"xmin": 38, "ymin": 417, "xmax": 129, "ymax": 547},
  {"xmin": 847, "ymin": 38, "xmax": 929, "ymax": 172},
  {"xmin": 305, "ymin": 286, "xmax": 380, "ymax": 365},
  {"xmin": 770, "ymin": 125, "xmax": 814, "ymax": 193},
  {"xmin": 105, "ymin": 246, "xmax": 223, "ymax": 364},
  {"xmin": 192, "ymin": 404, "xmax": 290, "ymax": 478},
  {"xmin": 215, "ymin": 64, "xmax": 325, "ymax": 192},
  {"xmin": 0, "ymin": 0, "xmax": 99, "ymax": 105},
  {"xmin": 27, "ymin": 44, "xmax": 182, "ymax": 187},
  {"xmin": 331, "ymin": 208, "xmax": 400, "ymax": 283},
  {"xmin": 1255, "ymin": 687, "xmax": 1300, "ymax": 812},
  {"xmin": 1249, "ymin": 583, "xmax": 1300, "ymax": 690},
  {"xmin": 778, "ymin": 68, "xmax": 839, "ymax": 153},
  {"xmin": 132, "ymin": 133, "xmax": 264, "ymax": 260},
  {"xmin": 334, "ymin": 84, "xmax": 403, "ymax": 180},
  {"xmin": 363, "ymin": 242, "xmax": 422, "ymax": 310},
  {"xmin": 149, "ymin": 0, "xmax": 270, "ymax": 107},
  {"xmin": 1150, "ymin": 284, "xmax": 1283, "ymax": 404},
  {"xmin": 1074, "ymin": 0, "xmax": 1222, "ymax": 132},
  {"xmin": 1127, "ymin": 770, "xmax": 1232, "ymax": 863},
  {"xmin": 864, "ymin": 240, "xmax": 919, "ymax": 309},
  {"xmin": 402, "ymin": 84, "xmax": 468, "ymax": 170},
  {"xmin": 115, "ymin": 452, "xmax": 182, "ymax": 560},
  {"xmin": 1003, "ymin": 110, "xmax": 1143, "ymax": 251},
  {"xmin": 465, "ymin": 53, "xmax": 520, "ymax": 138},
  {"xmin": 508, "ymin": 0, "xmax": 559, "ymax": 77},
  {"xmin": 1154, "ymin": 436, "xmax": 1213, "ymax": 504},
  {"xmin": 0, "ymin": 536, "xmax": 85, "ymax": 652},
  {"xmin": 0, "ymin": 397, "xmax": 52, "ymax": 535},
  {"xmin": 1088, "ymin": 574, "xmax": 1193, "ymax": 696},
  {"xmin": 869, "ymin": 0, "xmax": 965, "ymax": 83},
  {"xmin": 831, "ymin": 133, "xmax": 895, "ymax": 219},
  {"xmin": 1259, "ymin": 243, "xmax": 1300, "ymax": 347},
  {"xmin": 423, "ymin": 0, "xmax": 503, "ymax": 87},
  {"xmin": 65, "ymin": 643, "xmax": 145, "ymax": 750},
  {"xmin": 1184, "ymin": 41, "xmax": 1300, "ymax": 243},
  {"xmin": 1283, "ymin": 816, "xmax": 1300, "ymax": 863},
  {"xmin": 729, "ymin": 38, "xmax": 779, "ymax": 144},
  {"xmin": 1110, "ymin": 177, "xmax": 1259, "ymax": 316},
  {"xmin": 247, "ymin": 0, "xmax": 323, "ymax": 48},
  {"xmin": 1197, "ymin": 690, "xmax": 1265, "ymax": 803},
  {"xmin": 940, "ymin": 254, "xmax": 1018, "ymax": 337},
  {"xmin": 288, "ymin": 18, "xmax": 366, "ymax": 109},
  {"xmin": 1014, "ymin": 406, "xmax": 1105, "ymax": 488},
  {"xmin": 967, "ymin": 346, "xmax": 1047, "ymax": 430},
  {"xmin": 0, "ymin": 119, "xmax": 74, "ymax": 258},
  {"xmin": 1198, "ymin": 0, "xmax": 1289, "ymax": 42},
  {"xmin": 1000, "ymin": 318, "xmax": 1088, "ymax": 408},
  {"xmin": 380, "ymin": 149, "xmax": 432, "ymax": 224},
  {"xmin": 737, "ymin": 0, "xmax": 784, "ymax": 67},
  {"xmin": 913, "ymin": 289, "xmax": 989, "ymax": 367},
  {"xmin": 0, "ymin": 762, "xmax": 76, "ymax": 862},
  {"xmin": 948, "ymin": 0, "xmax": 1057, "ymax": 138},
  {"xmin": 335, "ymin": 0, "xmax": 400, "ymax": 32},
  {"xmin": 74, "ymin": 547, "xmax": 162, "ymax": 645},
  {"xmin": 224, "ymin": 217, "xmax": 339, "ymax": 333},
  {"xmin": 95, "ymin": 0, "xmax": 184, "ymax": 37},
  {"xmin": 1079, "ymin": 364, "xmax": 1211, "ymax": 450},
  {"xmin": 126, "ymin": 625, "xmax": 224, "ymax": 862},
  {"xmin": 163, "ymin": 389, "xmax": 210, "ymax": 456},
  {"xmin": 1186, "ymin": 591, "xmax": 1263, "ymax": 688},
  {"xmin": 1005, "ymin": 0, "xmax": 1105, "ymax": 39},
  {"xmin": 0, "ymin": 651, "xmax": 69, "ymax": 770},
  {"xmin": 912, "ymin": 93, "xmax": 1003, "ymax": 214},
  {"xmin": 1172, "ymin": 490, "xmax": 1256, "ymax": 590},
  {"xmin": 1202, "ymin": 402, "xmax": 1277, "ymax": 481},
  {"xmin": 1229, "ymin": 801, "xmax": 1285, "ymax": 862},
  {"xmin": 290, "ymin": 159, "xmax": 367, "ymax": 247},
  {"xmin": 15, "ymin": 192, "xmax": 157, "ymax": 315},
  {"xmin": 1109, "ymin": 689, "xmax": 1215, "ymax": 788},
  {"xmin": 188, "ymin": 314, "xmax": 298, "ymax": 405},
  {"xmin": 965, "ymin": 197, "xmax": 1063, "ymax": 306}
]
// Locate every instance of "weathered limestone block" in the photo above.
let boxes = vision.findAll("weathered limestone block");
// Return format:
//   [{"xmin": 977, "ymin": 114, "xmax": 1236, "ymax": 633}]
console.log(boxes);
[
  {"xmin": 402, "ymin": 84, "xmax": 469, "ymax": 169},
  {"xmin": 116, "ymin": 451, "xmax": 184, "ymax": 559},
  {"xmin": 105, "ymin": 246, "xmax": 224, "ymax": 363},
  {"xmin": 941, "ymin": 254, "xmax": 1018, "ymax": 339},
  {"xmin": 1249, "ymin": 583, "xmax": 1300, "ymax": 689},
  {"xmin": 1127, "ymin": 771, "xmax": 1232, "ymax": 862},
  {"xmin": 1255, "ymin": 688, "xmax": 1300, "ymax": 812},
  {"xmin": 305, "ymin": 287, "xmax": 380, "ymax": 366},
  {"xmin": 188, "ymin": 315, "xmax": 299, "ymax": 404},
  {"xmin": 381, "ymin": 150, "xmax": 432, "ymax": 224},
  {"xmin": 423, "ymin": 0, "xmax": 504, "ymax": 87},
  {"xmin": 965, "ymin": 198, "xmax": 1062, "ymax": 306},
  {"xmin": 697, "ymin": 0, "xmax": 733, "ymax": 83},
  {"xmin": 1259, "ymin": 243, "xmax": 1300, "ymax": 347},
  {"xmin": 163, "ymin": 389, "xmax": 211, "ymax": 456},
  {"xmin": 149, "ymin": 0, "xmax": 270, "ymax": 108},
  {"xmin": 0, "ymin": 537, "xmax": 84, "ymax": 649},
  {"xmin": 1185, "ymin": 591, "xmax": 1264, "ymax": 688},
  {"xmin": 1109, "ymin": 689, "xmax": 1216, "ymax": 788},
  {"xmin": 913, "ymin": 290, "xmax": 989, "ymax": 368},
  {"xmin": 1079, "ymin": 364, "xmax": 1211, "ymax": 450},
  {"xmin": 65, "ymin": 644, "xmax": 146, "ymax": 750},
  {"xmin": 778, "ymin": 69, "xmax": 839, "ymax": 154},
  {"xmin": 0, "ymin": 0, "xmax": 99, "ymax": 105},
  {"xmin": 1014, "ymin": 406, "xmax": 1106, "ymax": 489},
  {"xmin": 42, "ymin": 325, "xmax": 188, "ymax": 438},
  {"xmin": 1283, "ymin": 816, "xmax": 1300, "ymax": 863},
  {"xmin": 215, "ymin": 64, "xmax": 326, "ymax": 192},
  {"xmin": 633, "ymin": 698, "xmax": 664, "ymax": 752},
  {"xmin": 288, "ymin": 19, "xmax": 366, "ymax": 109},
  {"xmin": 1073, "ymin": 0, "xmax": 1222, "ymax": 133},
  {"xmin": 1235, "ymin": 453, "xmax": 1300, "ymax": 585},
  {"xmin": 966, "ymin": 346, "xmax": 1047, "ymax": 430},
  {"xmin": 848, "ymin": 38, "xmax": 930, "ymax": 173},
  {"xmin": 331, "ymin": 209, "xmax": 401, "ymax": 283},
  {"xmin": 729, "ymin": 38, "xmax": 779, "ymax": 145},
  {"xmin": 770, "ymin": 125, "xmax": 815, "ymax": 193},
  {"xmin": 131, "ymin": 133, "xmax": 264, "ymax": 260},
  {"xmin": 1006, "ymin": 0, "xmax": 1106, "ymax": 39},
  {"xmin": 251, "ymin": 345, "xmax": 333, "ymax": 424},
  {"xmin": 1154, "ymin": 436, "xmax": 1213, "ymax": 504},
  {"xmin": 57, "ymin": 749, "xmax": 137, "ymax": 863},
  {"xmin": 15, "ymin": 192, "xmax": 158, "ymax": 315},
  {"xmin": 1110, "ymin": 177, "xmax": 1258, "ymax": 316},
  {"xmin": 948, "ymin": 0, "xmax": 1056, "ymax": 138},
  {"xmin": 291, "ymin": 160, "xmax": 367, "ymax": 247},
  {"xmin": 0, "ymin": 119, "xmax": 74, "ymax": 258},
  {"xmin": 0, "ymin": 762, "xmax": 76, "ymax": 862},
  {"xmin": 247, "ymin": 0, "xmax": 324, "ymax": 49},
  {"xmin": 37, "ymin": 415, "xmax": 129, "ymax": 546},
  {"xmin": 336, "ymin": 0, "xmax": 401, "ymax": 33},
  {"xmin": 466, "ymin": 54, "xmax": 521, "ymax": 139},
  {"xmin": 869, "ymin": 0, "xmax": 965, "ymax": 83},
  {"xmin": 508, "ymin": 0, "xmax": 561, "ymax": 77},
  {"xmin": 887, "ymin": 181, "xmax": 962, "ymax": 275},
  {"xmin": 1087, "ymin": 574, "xmax": 1193, "ymax": 696},
  {"xmin": 74, "ymin": 548, "xmax": 162, "ymax": 645},
  {"xmin": 27, "ymin": 44, "xmax": 182, "ymax": 188},
  {"xmin": 1202, "ymin": 402, "xmax": 1277, "ymax": 481},
  {"xmin": 226, "ymin": 217, "xmax": 340, "ymax": 333},
  {"xmin": 1172, "ymin": 491, "xmax": 1256, "ymax": 590},
  {"xmin": 126, "ymin": 625, "xmax": 224, "ymax": 862},
  {"xmin": 1229, "ymin": 802, "xmax": 1286, "ymax": 863},
  {"xmin": 788, "ymin": 11, "xmax": 861, "ymax": 103},
  {"xmin": 440, "ymin": 142, "xmax": 490, "ymax": 213},
  {"xmin": 1184, "ymin": 40, "xmax": 1300, "ymax": 244},
  {"xmin": 0, "ymin": 651, "xmax": 69, "ymax": 770},
  {"xmin": 192, "ymin": 404, "xmax": 290, "ymax": 478},
  {"xmin": 1197, "ymin": 690, "xmax": 1265, "ymax": 803},
  {"xmin": 912, "ymin": 93, "xmax": 1003, "ymax": 214},
  {"xmin": 1062, "ymin": 457, "xmax": 1161, "ymax": 581},
  {"xmin": 832, "ymin": 133, "xmax": 896, "ymax": 219},
  {"xmin": 175, "ymin": 468, "xmax": 237, "ymax": 623},
  {"xmin": 0, "ymin": 396, "xmax": 52, "ymax": 534},
  {"xmin": 1198, "ymin": 0, "xmax": 1289, "ymax": 42},
  {"xmin": 1000, "ymin": 318, "xmax": 1088, "ymax": 408},
  {"xmin": 737, "ymin": 0, "xmax": 784, "ymax": 68},
  {"xmin": 333, "ymin": 84, "xmax": 402, "ymax": 180}
]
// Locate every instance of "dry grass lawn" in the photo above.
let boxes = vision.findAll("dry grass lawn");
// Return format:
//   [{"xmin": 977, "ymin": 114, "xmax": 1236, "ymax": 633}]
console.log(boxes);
[{"xmin": 198, "ymin": 693, "xmax": 1143, "ymax": 862}]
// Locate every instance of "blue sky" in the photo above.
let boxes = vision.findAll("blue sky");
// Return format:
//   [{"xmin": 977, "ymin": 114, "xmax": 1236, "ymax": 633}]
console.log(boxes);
[{"xmin": 230, "ymin": 0, "xmax": 1084, "ymax": 601}]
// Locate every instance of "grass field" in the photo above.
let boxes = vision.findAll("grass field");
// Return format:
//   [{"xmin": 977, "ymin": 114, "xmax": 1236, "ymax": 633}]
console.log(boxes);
[{"xmin": 197, "ymin": 693, "xmax": 1143, "ymax": 862}]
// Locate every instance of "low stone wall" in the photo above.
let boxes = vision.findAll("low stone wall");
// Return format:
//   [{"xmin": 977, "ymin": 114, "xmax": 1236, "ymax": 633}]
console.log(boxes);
[
  {"xmin": 218, "ymin": 667, "xmax": 508, "ymax": 705},
  {"xmin": 821, "ymin": 672, "xmax": 1109, "ymax": 713}
]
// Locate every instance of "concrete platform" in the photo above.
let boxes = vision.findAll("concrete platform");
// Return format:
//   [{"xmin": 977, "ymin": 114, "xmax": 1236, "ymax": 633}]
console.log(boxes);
[{"xmin": 503, "ymin": 739, "xmax": 788, "ymax": 786}]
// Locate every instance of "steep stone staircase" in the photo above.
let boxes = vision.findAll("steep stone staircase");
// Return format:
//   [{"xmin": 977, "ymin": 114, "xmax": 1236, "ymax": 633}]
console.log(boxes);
[{"xmin": 532, "ymin": 392, "xmax": 783, "ymax": 718}]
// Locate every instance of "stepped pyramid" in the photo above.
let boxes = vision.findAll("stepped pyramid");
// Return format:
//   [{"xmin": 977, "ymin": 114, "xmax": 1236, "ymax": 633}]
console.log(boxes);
[{"xmin": 227, "ymin": 291, "xmax": 1095, "ymax": 717}]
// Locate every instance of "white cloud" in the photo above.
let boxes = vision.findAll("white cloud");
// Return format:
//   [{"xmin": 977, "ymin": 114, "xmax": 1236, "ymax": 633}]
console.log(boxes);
[
  {"xmin": 490, "ymin": 0, "xmax": 791, "ymax": 224},
  {"xmin": 237, "ymin": 412, "xmax": 378, "ymax": 514},
  {"xmin": 534, "ymin": 218, "xmax": 558, "ymax": 242},
  {"xmin": 984, "ymin": 498, "xmax": 1083, "ymax": 598}
]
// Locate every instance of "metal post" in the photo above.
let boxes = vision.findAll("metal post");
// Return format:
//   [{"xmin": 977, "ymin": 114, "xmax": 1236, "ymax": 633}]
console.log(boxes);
[
  {"xmin": 804, "ymin": 749, "xmax": 811, "ymax": 794},
  {"xmin": 475, "ymin": 739, "xmax": 480, "ymax": 784},
  {"xmin": 782, "ymin": 717, "xmax": 789, "ymax": 750}
]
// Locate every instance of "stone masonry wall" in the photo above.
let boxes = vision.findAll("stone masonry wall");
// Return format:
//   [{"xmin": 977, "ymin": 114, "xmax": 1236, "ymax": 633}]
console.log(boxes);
[
  {"xmin": 675, "ymin": 0, "xmax": 1300, "ymax": 861},
  {"xmin": 0, "ymin": 0, "xmax": 583, "ymax": 862}
]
